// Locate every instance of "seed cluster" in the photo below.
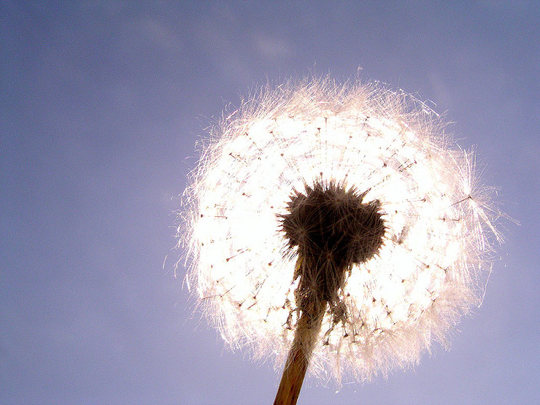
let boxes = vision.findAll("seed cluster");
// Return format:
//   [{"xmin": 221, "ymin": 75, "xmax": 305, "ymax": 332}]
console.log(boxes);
[
  {"xmin": 281, "ymin": 180, "xmax": 385, "ymax": 309},
  {"xmin": 182, "ymin": 78, "xmax": 501, "ymax": 383}
]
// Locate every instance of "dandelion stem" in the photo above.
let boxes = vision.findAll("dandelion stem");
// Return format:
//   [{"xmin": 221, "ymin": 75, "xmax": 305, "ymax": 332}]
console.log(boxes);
[
  {"xmin": 273, "ymin": 294, "xmax": 327, "ymax": 405},
  {"xmin": 274, "ymin": 180, "xmax": 386, "ymax": 403}
]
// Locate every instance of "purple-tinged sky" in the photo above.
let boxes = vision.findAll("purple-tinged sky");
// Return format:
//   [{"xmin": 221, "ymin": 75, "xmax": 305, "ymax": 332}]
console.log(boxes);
[{"xmin": 1, "ymin": 2, "xmax": 539, "ymax": 404}]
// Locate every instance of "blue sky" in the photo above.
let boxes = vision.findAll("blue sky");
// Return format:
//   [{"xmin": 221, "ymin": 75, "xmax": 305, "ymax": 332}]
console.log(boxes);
[{"xmin": 1, "ymin": 1, "xmax": 539, "ymax": 404}]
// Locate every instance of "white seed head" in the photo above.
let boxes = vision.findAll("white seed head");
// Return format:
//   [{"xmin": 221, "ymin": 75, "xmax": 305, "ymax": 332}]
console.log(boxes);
[{"xmin": 179, "ymin": 77, "xmax": 502, "ymax": 383}]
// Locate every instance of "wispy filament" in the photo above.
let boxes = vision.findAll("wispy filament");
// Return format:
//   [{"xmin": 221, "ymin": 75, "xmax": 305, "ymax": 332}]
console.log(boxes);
[{"xmin": 181, "ymin": 77, "xmax": 501, "ymax": 383}]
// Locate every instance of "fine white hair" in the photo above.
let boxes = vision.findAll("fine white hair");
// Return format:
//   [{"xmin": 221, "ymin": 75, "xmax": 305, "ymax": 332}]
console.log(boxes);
[{"xmin": 179, "ymin": 76, "xmax": 503, "ymax": 383}]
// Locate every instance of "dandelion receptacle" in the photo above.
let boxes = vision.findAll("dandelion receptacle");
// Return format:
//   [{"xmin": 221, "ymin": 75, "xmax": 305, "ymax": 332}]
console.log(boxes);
[{"xmin": 180, "ymin": 77, "xmax": 501, "ymax": 404}]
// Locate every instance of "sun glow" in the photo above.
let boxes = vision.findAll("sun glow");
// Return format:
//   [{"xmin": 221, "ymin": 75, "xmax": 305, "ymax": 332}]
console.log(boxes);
[{"xmin": 181, "ymin": 78, "xmax": 501, "ymax": 383}]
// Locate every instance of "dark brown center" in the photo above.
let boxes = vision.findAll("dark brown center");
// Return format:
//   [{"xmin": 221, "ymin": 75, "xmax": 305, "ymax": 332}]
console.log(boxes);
[{"xmin": 281, "ymin": 180, "xmax": 385, "ymax": 304}]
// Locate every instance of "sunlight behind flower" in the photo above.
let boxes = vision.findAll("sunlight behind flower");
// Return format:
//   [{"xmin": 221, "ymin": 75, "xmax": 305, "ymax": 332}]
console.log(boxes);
[{"xmin": 181, "ymin": 77, "xmax": 501, "ymax": 384}]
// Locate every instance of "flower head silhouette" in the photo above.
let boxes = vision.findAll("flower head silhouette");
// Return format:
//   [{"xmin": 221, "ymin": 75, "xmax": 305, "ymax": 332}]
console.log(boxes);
[{"xmin": 180, "ymin": 77, "xmax": 501, "ymax": 404}]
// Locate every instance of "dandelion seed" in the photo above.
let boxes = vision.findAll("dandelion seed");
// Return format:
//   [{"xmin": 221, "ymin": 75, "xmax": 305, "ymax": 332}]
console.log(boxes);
[{"xmin": 180, "ymin": 77, "xmax": 502, "ymax": 404}]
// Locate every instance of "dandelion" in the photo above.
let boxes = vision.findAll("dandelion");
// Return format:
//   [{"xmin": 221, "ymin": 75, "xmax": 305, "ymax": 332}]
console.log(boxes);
[{"xmin": 180, "ymin": 77, "xmax": 501, "ymax": 404}]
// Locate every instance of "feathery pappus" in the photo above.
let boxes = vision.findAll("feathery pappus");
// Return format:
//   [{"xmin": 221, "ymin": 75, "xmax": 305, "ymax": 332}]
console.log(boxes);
[{"xmin": 179, "ymin": 77, "xmax": 502, "ymax": 399}]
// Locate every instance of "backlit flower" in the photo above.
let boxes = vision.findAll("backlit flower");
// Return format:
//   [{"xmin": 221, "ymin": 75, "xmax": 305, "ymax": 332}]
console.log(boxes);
[{"xmin": 180, "ymin": 77, "xmax": 501, "ymax": 386}]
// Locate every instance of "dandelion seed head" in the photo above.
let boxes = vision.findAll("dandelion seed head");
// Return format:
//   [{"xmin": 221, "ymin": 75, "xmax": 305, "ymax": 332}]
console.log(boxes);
[{"xmin": 180, "ymin": 77, "xmax": 501, "ymax": 383}]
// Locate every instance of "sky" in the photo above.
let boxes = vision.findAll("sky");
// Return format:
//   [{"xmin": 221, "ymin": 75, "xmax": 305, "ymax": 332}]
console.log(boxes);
[{"xmin": 1, "ymin": 1, "xmax": 539, "ymax": 404}]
